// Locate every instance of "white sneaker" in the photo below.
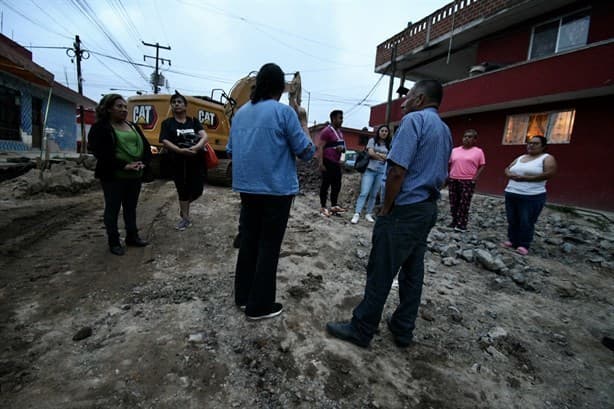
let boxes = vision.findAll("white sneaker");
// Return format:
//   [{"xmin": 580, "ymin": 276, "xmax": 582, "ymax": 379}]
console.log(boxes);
[
  {"xmin": 365, "ymin": 214, "xmax": 375, "ymax": 223},
  {"xmin": 351, "ymin": 213, "xmax": 360, "ymax": 224}
]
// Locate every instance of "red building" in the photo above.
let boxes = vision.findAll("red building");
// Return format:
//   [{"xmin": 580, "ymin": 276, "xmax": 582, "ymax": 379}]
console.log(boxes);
[{"xmin": 369, "ymin": 0, "xmax": 614, "ymax": 211}]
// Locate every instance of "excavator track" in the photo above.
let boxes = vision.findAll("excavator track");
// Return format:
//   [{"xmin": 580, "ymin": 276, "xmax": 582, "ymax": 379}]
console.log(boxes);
[{"xmin": 207, "ymin": 158, "xmax": 232, "ymax": 187}]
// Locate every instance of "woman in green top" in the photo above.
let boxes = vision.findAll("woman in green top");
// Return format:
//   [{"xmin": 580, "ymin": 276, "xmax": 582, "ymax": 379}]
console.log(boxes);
[{"xmin": 88, "ymin": 94, "xmax": 152, "ymax": 256}]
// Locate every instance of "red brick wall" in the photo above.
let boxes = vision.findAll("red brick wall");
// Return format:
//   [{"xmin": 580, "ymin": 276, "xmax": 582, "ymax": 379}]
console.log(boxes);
[
  {"xmin": 588, "ymin": 0, "xmax": 614, "ymax": 43},
  {"xmin": 375, "ymin": 0, "xmax": 525, "ymax": 67},
  {"xmin": 476, "ymin": 26, "xmax": 530, "ymax": 63}
]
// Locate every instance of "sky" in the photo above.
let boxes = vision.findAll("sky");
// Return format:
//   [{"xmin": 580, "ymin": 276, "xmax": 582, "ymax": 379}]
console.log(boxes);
[{"xmin": 1, "ymin": 0, "xmax": 450, "ymax": 129}]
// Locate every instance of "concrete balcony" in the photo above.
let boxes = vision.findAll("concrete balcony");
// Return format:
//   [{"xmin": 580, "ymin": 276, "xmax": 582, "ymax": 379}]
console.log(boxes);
[
  {"xmin": 439, "ymin": 40, "xmax": 614, "ymax": 116},
  {"xmin": 375, "ymin": 0, "xmax": 578, "ymax": 82},
  {"xmin": 369, "ymin": 40, "xmax": 614, "ymax": 124}
]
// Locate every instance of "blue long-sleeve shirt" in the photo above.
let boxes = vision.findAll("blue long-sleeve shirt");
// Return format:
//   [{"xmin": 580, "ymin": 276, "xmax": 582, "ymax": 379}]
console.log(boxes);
[{"xmin": 226, "ymin": 99, "xmax": 315, "ymax": 195}]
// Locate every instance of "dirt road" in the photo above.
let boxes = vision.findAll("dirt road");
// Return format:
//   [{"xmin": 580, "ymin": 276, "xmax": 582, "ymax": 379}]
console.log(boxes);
[{"xmin": 1, "ymin": 171, "xmax": 613, "ymax": 408}]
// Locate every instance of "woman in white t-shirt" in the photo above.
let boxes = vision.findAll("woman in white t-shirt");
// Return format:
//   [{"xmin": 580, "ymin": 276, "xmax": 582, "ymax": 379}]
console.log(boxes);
[
  {"xmin": 502, "ymin": 135, "xmax": 557, "ymax": 255},
  {"xmin": 351, "ymin": 125, "xmax": 390, "ymax": 224}
]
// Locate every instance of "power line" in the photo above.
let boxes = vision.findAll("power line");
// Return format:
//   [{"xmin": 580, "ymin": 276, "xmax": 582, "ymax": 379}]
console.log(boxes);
[
  {"xmin": 26, "ymin": 44, "xmax": 235, "ymax": 85},
  {"xmin": 90, "ymin": 53, "xmax": 142, "ymax": 90},
  {"xmin": 247, "ymin": 24, "xmax": 352, "ymax": 66},
  {"xmin": 22, "ymin": 42, "xmax": 378, "ymax": 111},
  {"xmin": 86, "ymin": 50, "xmax": 152, "ymax": 68},
  {"xmin": 0, "ymin": 0, "xmax": 72, "ymax": 39},
  {"xmin": 178, "ymin": 0, "xmax": 372, "ymax": 59},
  {"xmin": 68, "ymin": 0, "xmax": 150, "ymax": 86},
  {"xmin": 345, "ymin": 74, "xmax": 387, "ymax": 117},
  {"xmin": 105, "ymin": 0, "xmax": 143, "ymax": 45},
  {"xmin": 309, "ymin": 96, "xmax": 375, "ymax": 106},
  {"xmin": 152, "ymin": 0, "xmax": 170, "ymax": 46},
  {"xmin": 27, "ymin": 0, "xmax": 74, "ymax": 39}
]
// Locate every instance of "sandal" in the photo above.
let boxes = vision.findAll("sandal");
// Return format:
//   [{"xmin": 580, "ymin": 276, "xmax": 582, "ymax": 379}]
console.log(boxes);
[
  {"xmin": 516, "ymin": 246, "xmax": 529, "ymax": 256},
  {"xmin": 320, "ymin": 208, "xmax": 331, "ymax": 217},
  {"xmin": 330, "ymin": 206, "xmax": 347, "ymax": 213}
]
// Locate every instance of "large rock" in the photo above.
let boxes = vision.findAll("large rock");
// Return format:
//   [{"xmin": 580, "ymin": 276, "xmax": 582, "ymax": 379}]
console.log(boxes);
[
  {"xmin": 556, "ymin": 282, "xmax": 578, "ymax": 298},
  {"xmin": 475, "ymin": 249, "xmax": 504, "ymax": 272},
  {"xmin": 440, "ymin": 244, "xmax": 457, "ymax": 258},
  {"xmin": 460, "ymin": 249, "xmax": 475, "ymax": 262}
]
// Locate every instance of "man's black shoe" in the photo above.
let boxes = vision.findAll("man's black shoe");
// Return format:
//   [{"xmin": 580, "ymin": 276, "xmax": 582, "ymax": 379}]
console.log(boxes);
[
  {"xmin": 109, "ymin": 245, "xmax": 125, "ymax": 256},
  {"xmin": 126, "ymin": 237, "xmax": 149, "ymax": 247},
  {"xmin": 326, "ymin": 321, "xmax": 370, "ymax": 348},
  {"xmin": 386, "ymin": 315, "xmax": 413, "ymax": 348},
  {"xmin": 602, "ymin": 336, "xmax": 614, "ymax": 352},
  {"xmin": 233, "ymin": 233, "xmax": 241, "ymax": 249}
]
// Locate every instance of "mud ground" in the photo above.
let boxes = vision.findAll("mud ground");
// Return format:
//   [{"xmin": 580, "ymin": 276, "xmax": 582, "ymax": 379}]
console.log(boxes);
[{"xmin": 1, "ymin": 164, "xmax": 613, "ymax": 409}]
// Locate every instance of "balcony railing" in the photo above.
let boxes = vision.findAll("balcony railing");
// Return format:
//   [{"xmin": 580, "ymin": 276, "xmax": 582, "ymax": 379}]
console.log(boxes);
[
  {"xmin": 375, "ymin": 0, "xmax": 524, "ymax": 68},
  {"xmin": 370, "ymin": 40, "xmax": 614, "ymax": 124}
]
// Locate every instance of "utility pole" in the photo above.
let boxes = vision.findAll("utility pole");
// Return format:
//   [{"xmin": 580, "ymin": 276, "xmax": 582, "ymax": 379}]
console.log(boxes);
[
  {"xmin": 142, "ymin": 41, "xmax": 171, "ymax": 94},
  {"xmin": 384, "ymin": 43, "xmax": 398, "ymax": 127},
  {"xmin": 69, "ymin": 35, "xmax": 89, "ymax": 154}
]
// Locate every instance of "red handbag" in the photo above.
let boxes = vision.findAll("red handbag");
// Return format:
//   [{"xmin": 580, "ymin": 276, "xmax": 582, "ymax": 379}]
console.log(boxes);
[{"xmin": 204, "ymin": 142, "xmax": 219, "ymax": 169}]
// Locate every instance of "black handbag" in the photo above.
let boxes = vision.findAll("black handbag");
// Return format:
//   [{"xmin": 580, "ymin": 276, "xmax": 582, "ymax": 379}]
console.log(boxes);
[{"xmin": 354, "ymin": 149, "xmax": 370, "ymax": 173}]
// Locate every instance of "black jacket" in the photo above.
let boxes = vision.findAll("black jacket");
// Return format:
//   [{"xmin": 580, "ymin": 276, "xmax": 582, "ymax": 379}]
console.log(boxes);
[{"xmin": 88, "ymin": 121, "xmax": 152, "ymax": 181}]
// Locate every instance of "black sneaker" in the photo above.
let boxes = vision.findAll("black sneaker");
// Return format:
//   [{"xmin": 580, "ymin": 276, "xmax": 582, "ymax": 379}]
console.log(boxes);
[
  {"xmin": 109, "ymin": 244, "xmax": 125, "ymax": 256},
  {"xmin": 126, "ymin": 237, "xmax": 149, "ymax": 247},
  {"xmin": 246, "ymin": 303, "xmax": 283, "ymax": 321}
]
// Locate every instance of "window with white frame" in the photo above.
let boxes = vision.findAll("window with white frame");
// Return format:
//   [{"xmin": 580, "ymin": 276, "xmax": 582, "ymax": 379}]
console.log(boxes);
[
  {"xmin": 529, "ymin": 11, "xmax": 590, "ymax": 59},
  {"xmin": 502, "ymin": 109, "xmax": 575, "ymax": 145}
]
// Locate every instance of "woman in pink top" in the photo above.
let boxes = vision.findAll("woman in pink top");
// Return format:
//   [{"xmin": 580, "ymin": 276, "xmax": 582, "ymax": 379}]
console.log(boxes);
[{"xmin": 447, "ymin": 129, "xmax": 486, "ymax": 231}]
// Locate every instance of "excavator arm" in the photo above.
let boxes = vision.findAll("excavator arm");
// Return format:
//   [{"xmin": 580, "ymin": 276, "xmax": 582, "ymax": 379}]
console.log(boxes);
[
  {"xmin": 207, "ymin": 70, "xmax": 307, "ymax": 187},
  {"xmin": 224, "ymin": 71, "xmax": 306, "ymax": 123}
]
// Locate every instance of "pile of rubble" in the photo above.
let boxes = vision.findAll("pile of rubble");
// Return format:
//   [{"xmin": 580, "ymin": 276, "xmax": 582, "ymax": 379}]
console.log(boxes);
[{"xmin": 0, "ymin": 156, "xmax": 98, "ymax": 199}]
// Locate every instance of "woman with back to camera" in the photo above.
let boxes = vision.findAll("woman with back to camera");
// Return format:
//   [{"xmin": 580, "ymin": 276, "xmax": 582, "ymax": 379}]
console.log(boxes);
[
  {"xmin": 350, "ymin": 125, "xmax": 390, "ymax": 224},
  {"xmin": 159, "ymin": 92, "xmax": 208, "ymax": 231},
  {"xmin": 502, "ymin": 135, "xmax": 557, "ymax": 255},
  {"xmin": 88, "ymin": 94, "xmax": 152, "ymax": 256},
  {"xmin": 227, "ymin": 63, "xmax": 315, "ymax": 321}
]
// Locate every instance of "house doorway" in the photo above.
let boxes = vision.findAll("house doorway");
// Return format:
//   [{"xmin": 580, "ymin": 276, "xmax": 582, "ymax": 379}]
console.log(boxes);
[
  {"xmin": 0, "ymin": 86, "xmax": 21, "ymax": 141},
  {"xmin": 31, "ymin": 97, "xmax": 43, "ymax": 148}
]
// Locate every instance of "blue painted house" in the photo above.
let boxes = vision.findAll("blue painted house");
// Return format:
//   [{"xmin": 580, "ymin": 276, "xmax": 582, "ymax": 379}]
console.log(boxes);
[{"xmin": 0, "ymin": 34, "xmax": 96, "ymax": 152}]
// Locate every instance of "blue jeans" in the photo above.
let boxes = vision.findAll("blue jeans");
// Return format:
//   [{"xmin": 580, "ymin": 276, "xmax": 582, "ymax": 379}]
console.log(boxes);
[
  {"xmin": 505, "ymin": 192, "xmax": 546, "ymax": 249},
  {"xmin": 351, "ymin": 199, "xmax": 438, "ymax": 344},
  {"xmin": 355, "ymin": 168, "xmax": 384, "ymax": 214}
]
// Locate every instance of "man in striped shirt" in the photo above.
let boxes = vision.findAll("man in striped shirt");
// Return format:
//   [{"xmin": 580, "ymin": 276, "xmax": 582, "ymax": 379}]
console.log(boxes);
[{"xmin": 327, "ymin": 80, "xmax": 452, "ymax": 348}]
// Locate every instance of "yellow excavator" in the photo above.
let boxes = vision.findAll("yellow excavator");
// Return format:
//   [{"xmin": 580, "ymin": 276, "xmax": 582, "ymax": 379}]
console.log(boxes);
[{"xmin": 127, "ymin": 71, "xmax": 305, "ymax": 186}]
